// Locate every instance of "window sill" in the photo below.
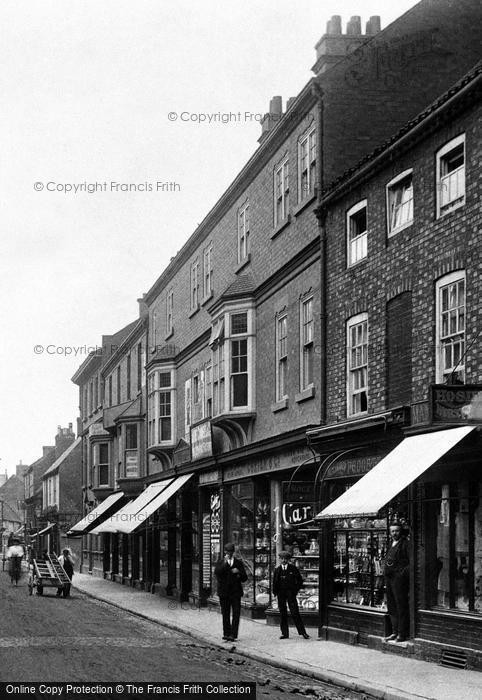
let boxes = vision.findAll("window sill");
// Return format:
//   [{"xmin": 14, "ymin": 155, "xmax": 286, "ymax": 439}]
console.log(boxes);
[
  {"xmin": 437, "ymin": 200, "xmax": 465, "ymax": 219},
  {"xmin": 201, "ymin": 292, "xmax": 213, "ymax": 307},
  {"xmin": 388, "ymin": 221, "xmax": 413, "ymax": 238},
  {"xmin": 270, "ymin": 214, "xmax": 291, "ymax": 240},
  {"xmin": 164, "ymin": 330, "xmax": 174, "ymax": 341},
  {"xmin": 295, "ymin": 386, "xmax": 315, "ymax": 403},
  {"xmin": 347, "ymin": 257, "xmax": 368, "ymax": 270},
  {"xmin": 271, "ymin": 398, "xmax": 288, "ymax": 413},
  {"xmin": 235, "ymin": 254, "xmax": 251, "ymax": 274},
  {"xmin": 188, "ymin": 306, "xmax": 200, "ymax": 319},
  {"xmin": 294, "ymin": 193, "xmax": 317, "ymax": 217}
]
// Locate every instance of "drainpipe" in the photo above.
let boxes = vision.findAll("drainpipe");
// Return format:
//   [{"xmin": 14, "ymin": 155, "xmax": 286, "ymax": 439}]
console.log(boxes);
[{"xmin": 311, "ymin": 80, "xmax": 328, "ymax": 641}]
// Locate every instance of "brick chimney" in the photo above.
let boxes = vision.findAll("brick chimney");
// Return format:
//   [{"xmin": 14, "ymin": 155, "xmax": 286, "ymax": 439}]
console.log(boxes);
[
  {"xmin": 312, "ymin": 14, "xmax": 381, "ymax": 75},
  {"xmin": 137, "ymin": 293, "xmax": 149, "ymax": 319},
  {"xmin": 55, "ymin": 424, "xmax": 75, "ymax": 457},
  {"xmin": 15, "ymin": 461, "xmax": 25, "ymax": 479},
  {"xmin": 258, "ymin": 96, "xmax": 283, "ymax": 144}
]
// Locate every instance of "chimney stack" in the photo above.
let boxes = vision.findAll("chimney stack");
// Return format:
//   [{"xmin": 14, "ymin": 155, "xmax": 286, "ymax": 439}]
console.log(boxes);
[
  {"xmin": 258, "ymin": 96, "xmax": 283, "ymax": 143},
  {"xmin": 312, "ymin": 15, "xmax": 381, "ymax": 75},
  {"xmin": 138, "ymin": 293, "xmax": 149, "ymax": 319}
]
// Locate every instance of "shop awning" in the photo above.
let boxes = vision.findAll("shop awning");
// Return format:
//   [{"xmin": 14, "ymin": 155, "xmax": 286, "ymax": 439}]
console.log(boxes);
[
  {"xmin": 116, "ymin": 473, "xmax": 193, "ymax": 534},
  {"xmin": 316, "ymin": 426, "xmax": 475, "ymax": 520},
  {"xmin": 66, "ymin": 492, "xmax": 126, "ymax": 536},
  {"xmin": 91, "ymin": 480, "xmax": 175, "ymax": 534}
]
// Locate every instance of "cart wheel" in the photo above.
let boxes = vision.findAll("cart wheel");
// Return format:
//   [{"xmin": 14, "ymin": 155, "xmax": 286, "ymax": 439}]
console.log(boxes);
[{"xmin": 36, "ymin": 585, "xmax": 43, "ymax": 596}]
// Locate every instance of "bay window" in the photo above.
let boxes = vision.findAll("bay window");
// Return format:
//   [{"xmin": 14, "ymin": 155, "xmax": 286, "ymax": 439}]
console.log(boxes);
[{"xmin": 147, "ymin": 367, "xmax": 176, "ymax": 446}]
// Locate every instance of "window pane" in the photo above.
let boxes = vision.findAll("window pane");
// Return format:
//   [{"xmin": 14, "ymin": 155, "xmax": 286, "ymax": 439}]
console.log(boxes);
[
  {"xmin": 159, "ymin": 372, "xmax": 171, "ymax": 388},
  {"xmin": 231, "ymin": 312, "xmax": 248, "ymax": 335},
  {"xmin": 232, "ymin": 374, "xmax": 248, "ymax": 406}
]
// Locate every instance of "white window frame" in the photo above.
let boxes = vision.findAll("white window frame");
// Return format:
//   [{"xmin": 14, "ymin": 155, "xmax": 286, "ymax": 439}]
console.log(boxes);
[
  {"xmin": 347, "ymin": 200, "xmax": 368, "ymax": 267},
  {"xmin": 237, "ymin": 202, "xmax": 250, "ymax": 263},
  {"xmin": 95, "ymin": 442, "xmax": 110, "ymax": 486},
  {"xmin": 203, "ymin": 244, "xmax": 213, "ymax": 299},
  {"xmin": 210, "ymin": 305, "xmax": 255, "ymax": 415},
  {"xmin": 147, "ymin": 367, "xmax": 176, "ymax": 446},
  {"xmin": 276, "ymin": 313, "xmax": 288, "ymax": 401},
  {"xmin": 274, "ymin": 158, "xmax": 289, "ymax": 226},
  {"xmin": 435, "ymin": 271, "xmax": 466, "ymax": 383},
  {"xmin": 166, "ymin": 289, "xmax": 173, "ymax": 336},
  {"xmin": 436, "ymin": 134, "xmax": 465, "ymax": 218},
  {"xmin": 386, "ymin": 169, "xmax": 414, "ymax": 235},
  {"xmin": 298, "ymin": 127, "xmax": 316, "ymax": 202},
  {"xmin": 346, "ymin": 313, "xmax": 368, "ymax": 417},
  {"xmin": 300, "ymin": 295, "xmax": 314, "ymax": 390},
  {"xmin": 190, "ymin": 259, "xmax": 200, "ymax": 311}
]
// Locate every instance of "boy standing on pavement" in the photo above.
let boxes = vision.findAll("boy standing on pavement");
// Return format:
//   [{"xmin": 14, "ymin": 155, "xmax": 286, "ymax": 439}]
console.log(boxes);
[
  {"xmin": 214, "ymin": 543, "xmax": 247, "ymax": 642},
  {"xmin": 272, "ymin": 551, "xmax": 310, "ymax": 640}
]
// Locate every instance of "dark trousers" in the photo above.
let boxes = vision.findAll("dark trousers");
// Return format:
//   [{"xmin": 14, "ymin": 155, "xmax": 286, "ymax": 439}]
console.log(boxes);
[
  {"xmin": 386, "ymin": 574, "xmax": 409, "ymax": 638},
  {"xmin": 277, "ymin": 592, "xmax": 306, "ymax": 637},
  {"xmin": 219, "ymin": 595, "xmax": 241, "ymax": 639}
]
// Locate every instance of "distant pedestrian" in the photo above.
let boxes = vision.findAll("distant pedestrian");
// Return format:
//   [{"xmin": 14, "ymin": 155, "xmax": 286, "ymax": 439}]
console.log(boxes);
[
  {"xmin": 383, "ymin": 522, "xmax": 410, "ymax": 642},
  {"xmin": 57, "ymin": 548, "xmax": 75, "ymax": 598},
  {"xmin": 214, "ymin": 543, "xmax": 247, "ymax": 642},
  {"xmin": 272, "ymin": 551, "xmax": 310, "ymax": 640}
]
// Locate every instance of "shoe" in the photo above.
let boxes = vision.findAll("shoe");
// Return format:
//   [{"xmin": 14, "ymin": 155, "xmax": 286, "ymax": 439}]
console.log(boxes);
[
  {"xmin": 222, "ymin": 636, "xmax": 228, "ymax": 641},
  {"xmin": 301, "ymin": 633, "xmax": 310, "ymax": 639},
  {"xmin": 227, "ymin": 636, "xmax": 235, "ymax": 642},
  {"xmin": 396, "ymin": 636, "xmax": 407, "ymax": 643},
  {"xmin": 279, "ymin": 635, "xmax": 289, "ymax": 639},
  {"xmin": 385, "ymin": 634, "xmax": 397, "ymax": 641}
]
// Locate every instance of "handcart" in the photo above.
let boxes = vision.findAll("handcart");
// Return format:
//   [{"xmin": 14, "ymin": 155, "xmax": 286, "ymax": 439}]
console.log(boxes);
[{"xmin": 28, "ymin": 553, "xmax": 71, "ymax": 597}]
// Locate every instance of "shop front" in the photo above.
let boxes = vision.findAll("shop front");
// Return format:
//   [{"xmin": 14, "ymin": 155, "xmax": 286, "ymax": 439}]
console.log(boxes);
[
  {"xmin": 314, "ymin": 413, "xmax": 481, "ymax": 670},
  {"xmin": 197, "ymin": 443, "xmax": 319, "ymax": 621}
]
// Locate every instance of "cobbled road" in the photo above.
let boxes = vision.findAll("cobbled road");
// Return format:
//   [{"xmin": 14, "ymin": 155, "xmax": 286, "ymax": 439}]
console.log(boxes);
[{"xmin": 0, "ymin": 570, "xmax": 373, "ymax": 699}]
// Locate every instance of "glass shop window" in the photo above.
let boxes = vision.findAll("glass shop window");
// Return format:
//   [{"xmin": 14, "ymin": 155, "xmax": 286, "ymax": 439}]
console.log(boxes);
[
  {"xmin": 432, "ymin": 482, "xmax": 481, "ymax": 613},
  {"xmin": 332, "ymin": 517, "xmax": 388, "ymax": 608}
]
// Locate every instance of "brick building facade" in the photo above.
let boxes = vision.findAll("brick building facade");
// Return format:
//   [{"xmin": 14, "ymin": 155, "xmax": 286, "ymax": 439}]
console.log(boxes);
[
  {"xmin": 67, "ymin": 0, "xmax": 482, "ymax": 667},
  {"xmin": 310, "ymin": 62, "xmax": 481, "ymax": 669}
]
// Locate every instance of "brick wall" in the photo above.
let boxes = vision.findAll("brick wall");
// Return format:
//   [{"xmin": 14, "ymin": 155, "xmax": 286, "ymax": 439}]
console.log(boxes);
[
  {"xmin": 320, "ymin": 0, "xmax": 482, "ymax": 185},
  {"xmin": 325, "ymin": 102, "xmax": 481, "ymax": 423}
]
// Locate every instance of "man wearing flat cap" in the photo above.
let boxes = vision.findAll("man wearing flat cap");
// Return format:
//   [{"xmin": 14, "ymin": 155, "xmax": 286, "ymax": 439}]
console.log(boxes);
[
  {"xmin": 215, "ymin": 542, "xmax": 247, "ymax": 642},
  {"xmin": 272, "ymin": 551, "xmax": 310, "ymax": 639}
]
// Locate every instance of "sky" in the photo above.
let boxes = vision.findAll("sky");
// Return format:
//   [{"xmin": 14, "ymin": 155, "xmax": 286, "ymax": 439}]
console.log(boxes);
[{"xmin": 0, "ymin": 0, "xmax": 420, "ymax": 476}]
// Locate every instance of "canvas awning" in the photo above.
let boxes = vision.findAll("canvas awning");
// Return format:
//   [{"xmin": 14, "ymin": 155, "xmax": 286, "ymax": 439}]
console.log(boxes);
[
  {"xmin": 115, "ymin": 473, "xmax": 193, "ymax": 534},
  {"xmin": 316, "ymin": 426, "xmax": 475, "ymax": 520},
  {"xmin": 66, "ymin": 492, "xmax": 126, "ymax": 536}
]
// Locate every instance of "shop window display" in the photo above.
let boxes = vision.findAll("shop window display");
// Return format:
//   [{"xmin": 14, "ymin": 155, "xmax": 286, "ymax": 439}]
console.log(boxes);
[
  {"xmin": 332, "ymin": 518, "xmax": 388, "ymax": 608},
  {"xmin": 435, "ymin": 481, "xmax": 481, "ymax": 612},
  {"xmin": 225, "ymin": 481, "xmax": 271, "ymax": 607}
]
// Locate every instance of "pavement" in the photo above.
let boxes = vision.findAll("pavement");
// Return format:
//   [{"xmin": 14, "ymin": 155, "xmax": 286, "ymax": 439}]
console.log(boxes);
[{"xmin": 73, "ymin": 573, "xmax": 481, "ymax": 700}]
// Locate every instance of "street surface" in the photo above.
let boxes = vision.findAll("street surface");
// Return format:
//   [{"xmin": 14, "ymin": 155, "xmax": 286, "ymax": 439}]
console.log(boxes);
[{"xmin": 0, "ymin": 569, "xmax": 373, "ymax": 699}]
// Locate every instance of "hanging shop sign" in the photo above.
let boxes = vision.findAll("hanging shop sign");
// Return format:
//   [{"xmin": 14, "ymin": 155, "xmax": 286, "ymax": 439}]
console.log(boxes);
[
  {"xmin": 191, "ymin": 421, "xmax": 213, "ymax": 461},
  {"xmin": 125, "ymin": 450, "xmax": 139, "ymax": 478},
  {"xmin": 281, "ymin": 482, "xmax": 314, "ymax": 526},
  {"xmin": 202, "ymin": 514, "xmax": 211, "ymax": 587},
  {"xmin": 224, "ymin": 447, "xmax": 314, "ymax": 482},
  {"xmin": 431, "ymin": 384, "xmax": 482, "ymax": 424}
]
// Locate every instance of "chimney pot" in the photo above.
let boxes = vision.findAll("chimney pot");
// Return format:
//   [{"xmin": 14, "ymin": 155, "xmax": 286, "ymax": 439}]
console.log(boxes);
[
  {"xmin": 326, "ymin": 15, "xmax": 342, "ymax": 35},
  {"xmin": 346, "ymin": 16, "xmax": 362, "ymax": 35},
  {"xmin": 366, "ymin": 15, "xmax": 381, "ymax": 35},
  {"xmin": 269, "ymin": 96, "xmax": 283, "ymax": 116}
]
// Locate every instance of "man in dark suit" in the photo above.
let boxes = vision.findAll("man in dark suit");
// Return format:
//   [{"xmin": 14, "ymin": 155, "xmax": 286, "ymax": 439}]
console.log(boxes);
[
  {"xmin": 384, "ymin": 522, "xmax": 410, "ymax": 642},
  {"xmin": 214, "ymin": 542, "xmax": 248, "ymax": 642},
  {"xmin": 272, "ymin": 551, "xmax": 310, "ymax": 640}
]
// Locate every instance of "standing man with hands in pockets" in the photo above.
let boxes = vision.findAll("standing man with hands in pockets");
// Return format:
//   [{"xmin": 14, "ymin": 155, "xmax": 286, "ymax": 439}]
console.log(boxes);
[
  {"xmin": 272, "ymin": 551, "xmax": 310, "ymax": 640},
  {"xmin": 215, "ymin": 543, "xmax": 247, "ymax": 642}
]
